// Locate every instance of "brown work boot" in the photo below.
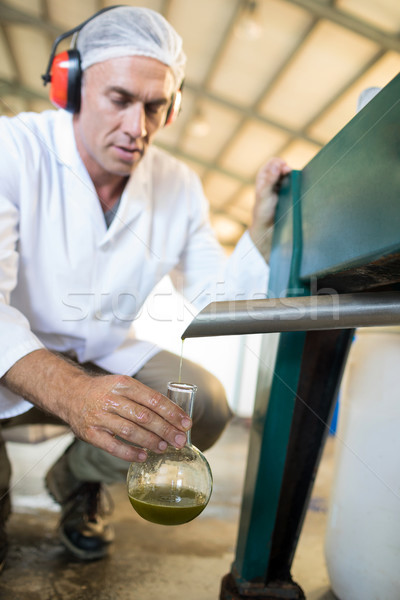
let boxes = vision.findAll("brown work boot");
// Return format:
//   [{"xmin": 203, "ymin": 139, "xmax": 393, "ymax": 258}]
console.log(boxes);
[{"xmin": 45, "ymin": 449, "xmax": 114, "ymax": 560}]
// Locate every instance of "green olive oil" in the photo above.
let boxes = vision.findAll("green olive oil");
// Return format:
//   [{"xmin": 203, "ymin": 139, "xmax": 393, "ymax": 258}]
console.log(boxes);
[{"xmin": 129, "ymin": 485, "xmax": 207, "ymax": 525}]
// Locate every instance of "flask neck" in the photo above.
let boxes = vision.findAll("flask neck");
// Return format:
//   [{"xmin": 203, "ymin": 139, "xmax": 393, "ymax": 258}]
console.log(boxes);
[{"xmin": 167, "ymin": 382, "xmax": 197, "ymax": 446}]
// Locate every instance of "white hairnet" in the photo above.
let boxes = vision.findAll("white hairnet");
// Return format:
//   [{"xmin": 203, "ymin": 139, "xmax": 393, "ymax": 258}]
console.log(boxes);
[{"xmin": 77, "ymin": 6, "xmax": 186, "ymax": 89}]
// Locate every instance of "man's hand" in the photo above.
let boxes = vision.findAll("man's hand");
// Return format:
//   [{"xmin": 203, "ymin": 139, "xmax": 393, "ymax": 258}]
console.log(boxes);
[
  {"xmin": 2, "ymin": 349, "xmax": 192, "ymax": 463},
  {"xmin": 249, "ymin": 157, "xmax": 291, "ymax": 260},
  {"xmin": 72, "ymin": 373, "xmax": 192, "ymax": 462}
]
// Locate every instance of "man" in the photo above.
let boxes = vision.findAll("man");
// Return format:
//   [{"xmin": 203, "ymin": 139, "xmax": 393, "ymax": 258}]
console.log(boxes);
[{"xmin": 0, "ymin": 6, "xmax": 290, "ymax": 567}]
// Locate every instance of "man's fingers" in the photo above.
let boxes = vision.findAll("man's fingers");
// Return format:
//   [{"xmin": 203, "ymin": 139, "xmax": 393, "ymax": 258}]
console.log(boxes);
[
  {"xmin": 85, "ymin": 428, "xmax": 149, "ymax": 463},
  {"xmin": 70, "ymin": 374, "xmax": 191, "ymax": 458},
  {"xmin": 255, "ymin": 158, "xmax": 292, "ymax": 210},
  {"xmin": 93, "ymin": 412, "xmax": 187, "ymax": 452},
  {"xmin": 109, "ymin": 376, "xmax": 192, "ymax": 431}
]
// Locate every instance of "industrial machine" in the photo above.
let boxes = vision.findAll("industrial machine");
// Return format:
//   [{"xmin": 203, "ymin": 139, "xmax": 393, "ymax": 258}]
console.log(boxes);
[{"xmin": 183, "ymin": 72, "xmax": 400, "ymax": 599}]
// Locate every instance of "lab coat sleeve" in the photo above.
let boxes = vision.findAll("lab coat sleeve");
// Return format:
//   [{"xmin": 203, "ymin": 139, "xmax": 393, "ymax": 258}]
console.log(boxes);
[
  {"xmin": 0, "ymin": 121, "xmax": 45, "ymax": 417},
  {"xmin": 169, "ymin": 172, "xmax": 269, "ymax": 311}
]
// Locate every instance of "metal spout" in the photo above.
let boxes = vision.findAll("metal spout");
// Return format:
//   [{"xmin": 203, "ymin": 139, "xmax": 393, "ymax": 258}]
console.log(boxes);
[{"xmin": 181, "ymin": 291, "xmax": 400, "ymax": 339}]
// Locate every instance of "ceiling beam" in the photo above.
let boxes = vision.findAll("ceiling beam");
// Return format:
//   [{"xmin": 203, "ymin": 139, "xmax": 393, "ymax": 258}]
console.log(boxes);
[
  {"xmin": 199, "ymin": 16, "xmax": 319, "ymax": 190},
  {"xmin": 215, "ymin": 49, "xmax": 387, "ymax": 216},
  {"xmin": 285, "ymin": 0, "xmax": 400, "ymax": 52},
  {"xmin": 2, "ymin": 0, "xmax": 396, "ymax": 53},
  {"xmin": 0, "ymin": 22, "xmax": 21, "ymax": 80},
  {"xmin": 211, "ymin": 0, "xmax": 398, "ymax": 218},
  {"xmin": 288, "ymin": 48, "xmax": 387, "ymax": 142},
  {"xmin": 174, "ymin": 0, "xmax": 243, "ymax": 148},
  {"xmin": 0, "ymin": 1, "xmax": 63, "ymax": 36},
  {"xmin": 39, "ymin": 0, "xmax": 49, "ymax": 21},
  {"xmin": 263, "ymin": 46, "xmax": 387, "ymax": 166},
  {"xmin": 184, "ymin": 81, "xmax": 323, "ymax": 146},
  {"xmin": 0, "ymin": 77, "xmax": 48, "ymax": 101},
  {"xmin": 155, "ymin": 140, "xmax": 252, "ymax": 186},
  {"xmin": 161, "ymin": 0, "xmax": 173, "ymax": 18}
]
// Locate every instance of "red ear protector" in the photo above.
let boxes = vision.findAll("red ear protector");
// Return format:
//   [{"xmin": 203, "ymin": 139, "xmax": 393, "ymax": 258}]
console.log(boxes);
[
  {"xmin": 43, "ymin": 48, "xmax": 81, "ymax": 113},
  {"xmin": 42, "ymin": 5, "xmax": 183, "ymax": 124}
]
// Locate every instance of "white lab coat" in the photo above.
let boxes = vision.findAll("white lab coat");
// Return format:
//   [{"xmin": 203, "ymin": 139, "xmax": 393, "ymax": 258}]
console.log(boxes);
[{"xmin": 0, "ymin": 109, "xmax": 269, "ymax": 418}]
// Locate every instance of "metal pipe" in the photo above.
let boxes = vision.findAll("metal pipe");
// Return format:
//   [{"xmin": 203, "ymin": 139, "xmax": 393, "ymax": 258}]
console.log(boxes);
[{"xmin": 181, "ymin": 291, "xmax": 400, "ymax": 339}]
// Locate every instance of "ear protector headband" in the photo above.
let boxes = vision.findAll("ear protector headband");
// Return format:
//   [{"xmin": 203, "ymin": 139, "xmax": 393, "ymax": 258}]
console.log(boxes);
[{"xmin": 42, "ymin": 5, "xmax": 182, "ymax": 124}]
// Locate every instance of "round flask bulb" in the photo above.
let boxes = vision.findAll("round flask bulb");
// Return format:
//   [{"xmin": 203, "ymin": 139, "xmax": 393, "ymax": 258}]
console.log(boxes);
[{"xmin": 126, "ymin": 382, "xmax": 213, "ymax": 526}]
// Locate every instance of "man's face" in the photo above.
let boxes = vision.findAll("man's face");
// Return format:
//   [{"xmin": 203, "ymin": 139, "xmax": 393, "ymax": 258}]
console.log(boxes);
[{"xmin": 73, "ymin": 55, "xmax": 175, "ymax": 178}]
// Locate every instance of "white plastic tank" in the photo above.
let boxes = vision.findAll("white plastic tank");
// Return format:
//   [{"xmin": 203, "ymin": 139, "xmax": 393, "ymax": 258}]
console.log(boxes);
[{"xmin": 324, "ymin": 327, "xmax": 400, "ymax": 600}]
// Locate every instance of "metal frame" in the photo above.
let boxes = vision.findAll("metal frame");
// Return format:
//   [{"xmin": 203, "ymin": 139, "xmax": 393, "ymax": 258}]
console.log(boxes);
[{"xmin": 210, "ymin": 72, "xmax": 400, "ymax": 598}]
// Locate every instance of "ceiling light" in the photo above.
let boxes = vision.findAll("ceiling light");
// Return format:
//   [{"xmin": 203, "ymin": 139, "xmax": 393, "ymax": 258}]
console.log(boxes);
[
  {"xmin": 187, "ymin": 110, "xmax": 210, "ymax": 137},
  {"xmin": 235, "ymin": 0, "xmax": 263, "ymax": 41}
]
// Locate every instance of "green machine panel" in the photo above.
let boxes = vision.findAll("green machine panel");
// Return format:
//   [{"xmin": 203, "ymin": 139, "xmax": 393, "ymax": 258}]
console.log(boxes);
[{"xmin": 300, "ymin": 73, "xmax": 400, "ymax": 281}]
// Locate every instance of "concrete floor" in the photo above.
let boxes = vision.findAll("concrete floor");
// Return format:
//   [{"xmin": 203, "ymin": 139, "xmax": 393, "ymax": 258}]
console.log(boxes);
[{"xmin": 0, "ymin": 418, "xmax": 337, "ymax": 600}]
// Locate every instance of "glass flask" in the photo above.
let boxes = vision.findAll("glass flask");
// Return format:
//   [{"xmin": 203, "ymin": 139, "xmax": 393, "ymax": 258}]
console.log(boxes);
[{"xmin": 126, "ymin": 382, "xmax": 213, "ymax": 526}]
